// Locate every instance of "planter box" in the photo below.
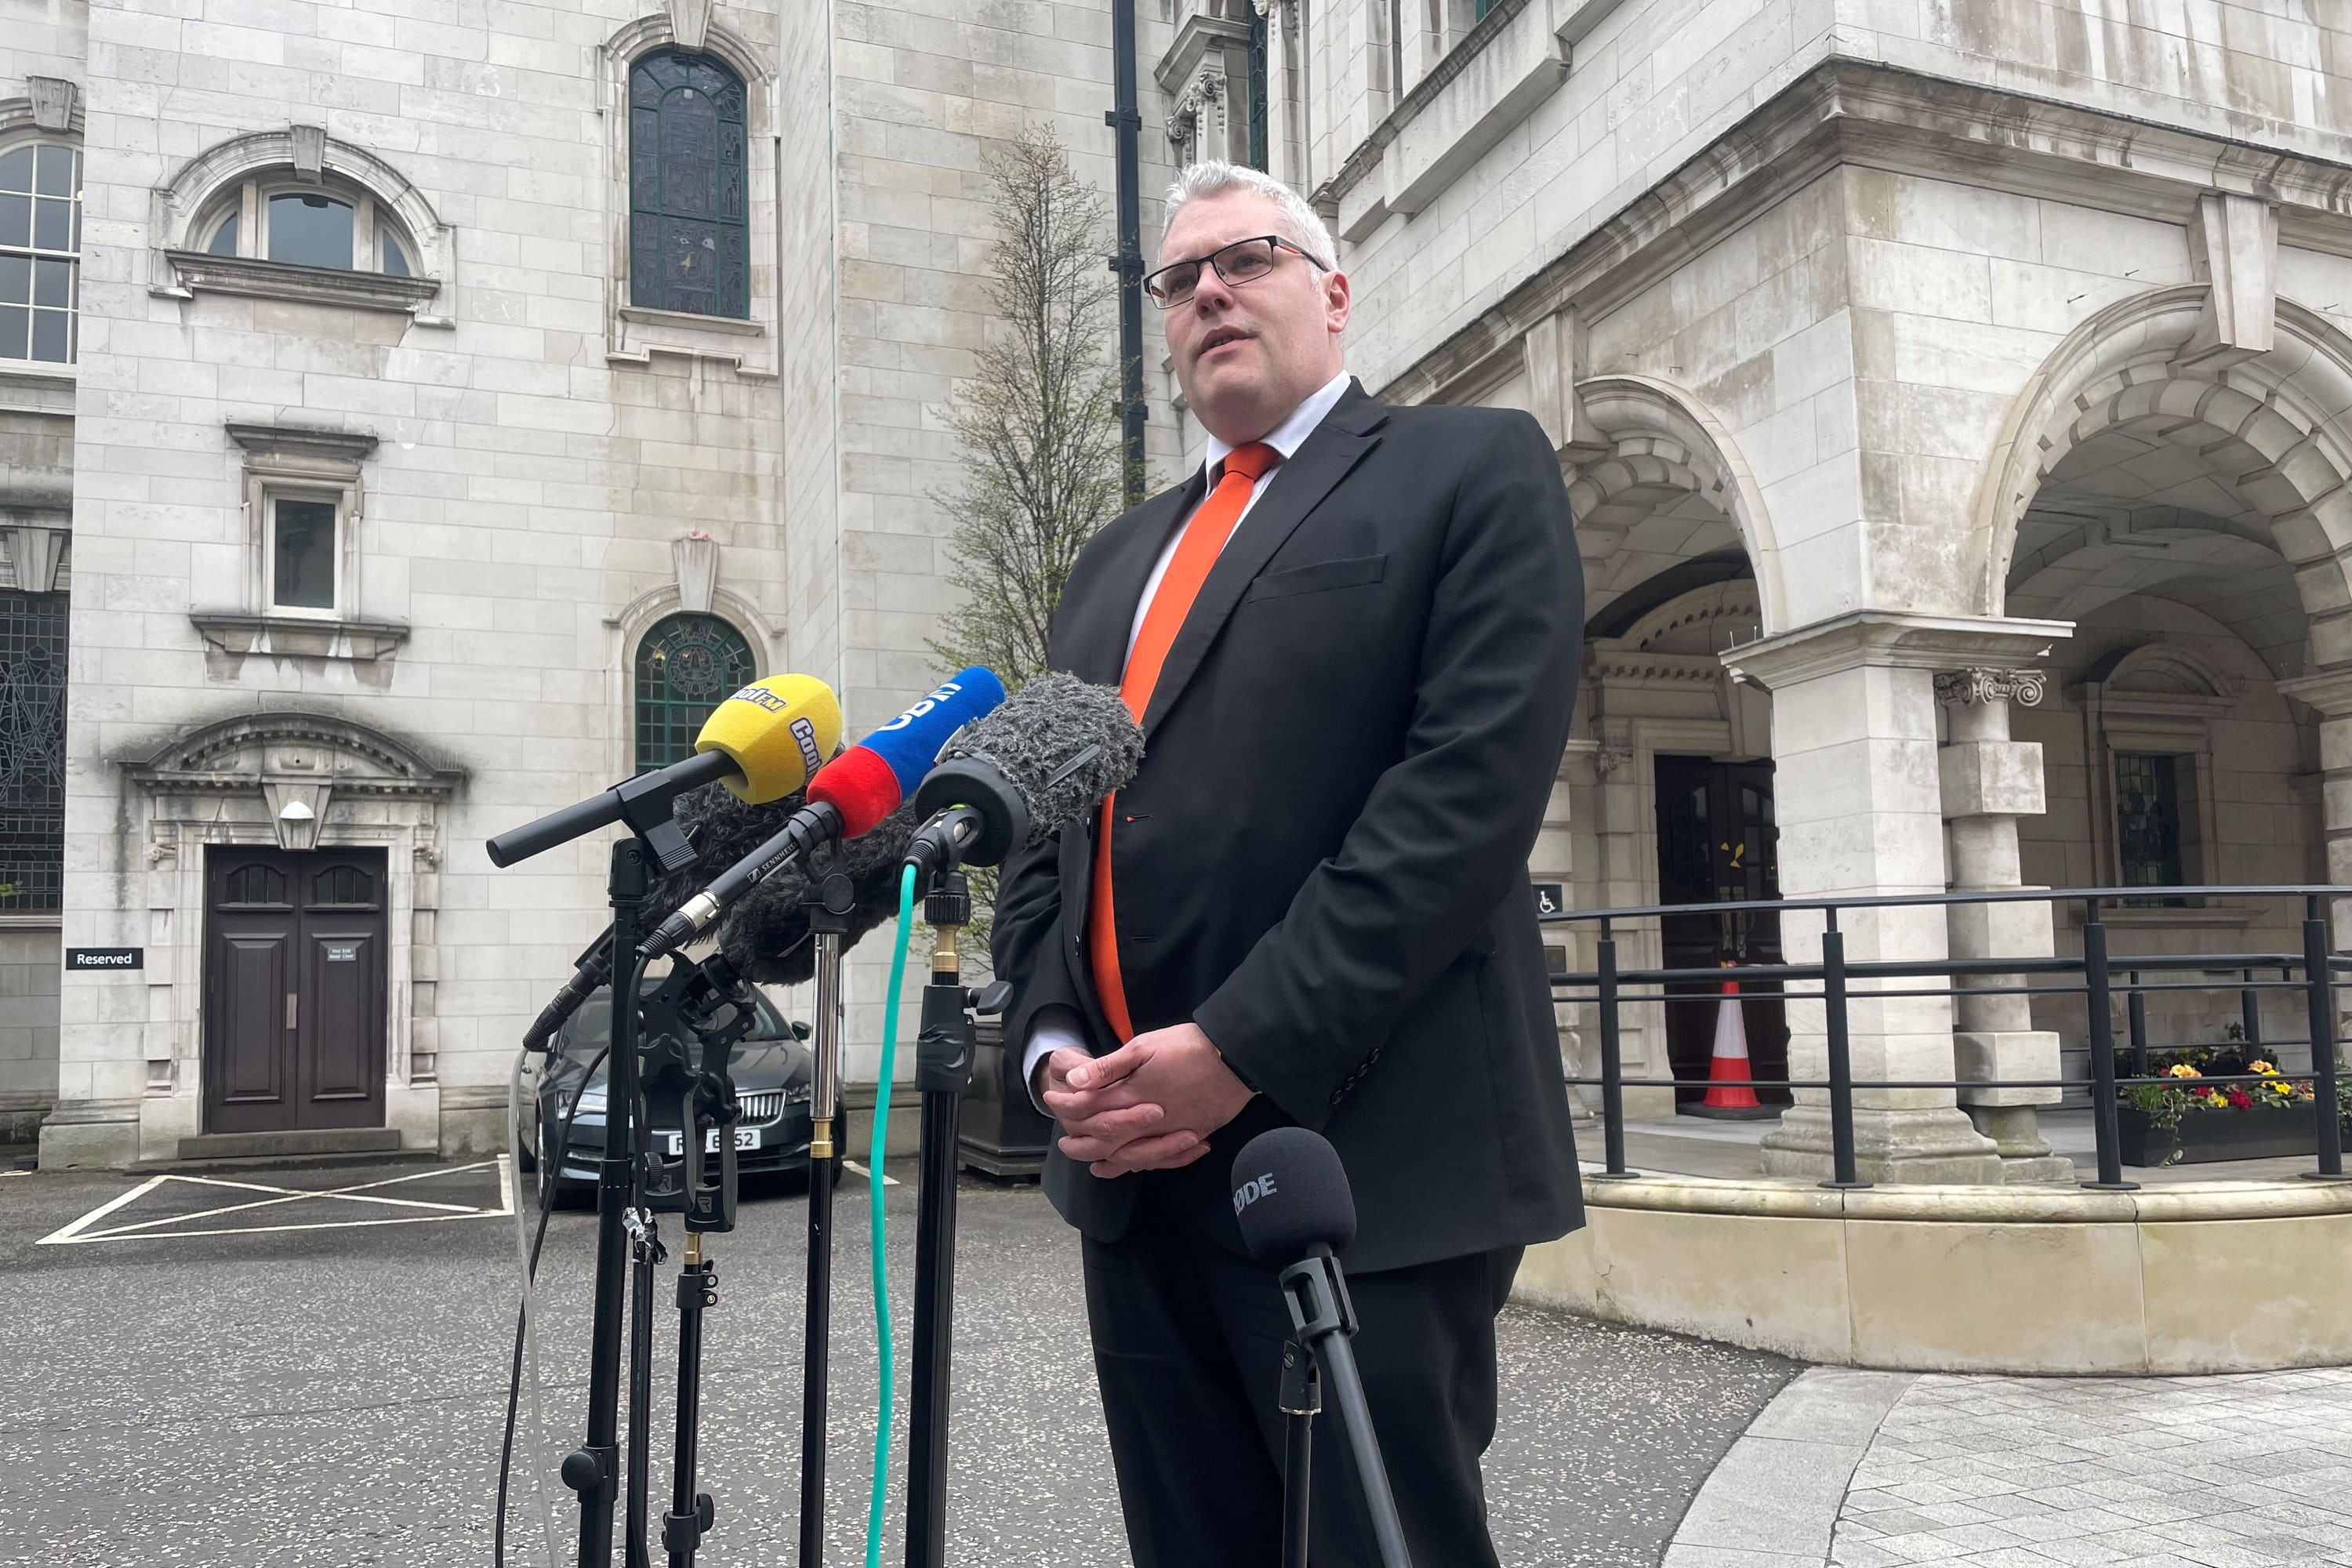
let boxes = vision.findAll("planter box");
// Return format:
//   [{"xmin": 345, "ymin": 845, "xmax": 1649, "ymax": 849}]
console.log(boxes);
[
  {"xmin": 2118, "ymin": 1102, "xmax": 2320, "ymax": 1167},
  {"xmin": 955, "ymin": 1021, "xmax": 1051, "ymax": 1179}
]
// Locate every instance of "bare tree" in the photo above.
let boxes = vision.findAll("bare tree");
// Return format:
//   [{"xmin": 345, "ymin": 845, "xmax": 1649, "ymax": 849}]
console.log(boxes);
[{"xmin": 928, "ymin": 123, "xmax": 1131, "ymax": 687}]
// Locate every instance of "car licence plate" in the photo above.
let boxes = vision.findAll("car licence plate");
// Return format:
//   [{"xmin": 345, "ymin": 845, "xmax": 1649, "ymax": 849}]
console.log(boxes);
[{"xmin": 663, "ymin": 1127, "xmax": 759, "ymax": 1156}]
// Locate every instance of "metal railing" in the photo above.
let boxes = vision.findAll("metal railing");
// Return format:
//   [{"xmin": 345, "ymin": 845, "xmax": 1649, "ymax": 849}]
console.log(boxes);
[{"xmin": 1543, "ymin": 884, "xmax": 2352, "ymax": 1191}]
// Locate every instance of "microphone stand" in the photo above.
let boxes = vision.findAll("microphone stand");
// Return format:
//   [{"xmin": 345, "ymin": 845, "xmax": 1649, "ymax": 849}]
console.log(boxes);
[
  {"xmin": 558, "ymin": 838, "xmax": 653, "ymax": 1568},
  {"xmin": 903, "ymin": 868, "xmax": 978, "ymax": 1568},
  {"xmin": 1279, "ymin": 1339, "xmax": 1320, "ymax": 1568},
  {"xmin": 1276, "ymin": 1247, "xmax": 1413, "ymax": 1568},
  {"xmin": 797, "ymin": 845, "xmax": 855, "ymax": 1568}
]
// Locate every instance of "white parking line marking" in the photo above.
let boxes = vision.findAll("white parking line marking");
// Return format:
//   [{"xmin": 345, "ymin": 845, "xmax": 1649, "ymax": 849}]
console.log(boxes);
[
  {"xmin": 841, "ymin": 1160, "xmax": 900, "ymax": 1186},
  {"xmin": 37, "ymin": 1159, "xmax": 514, "ymax": 1245},
  {"xmin": 35, "ymin": 1174, "xmax": 166, "ymax": 1243}
]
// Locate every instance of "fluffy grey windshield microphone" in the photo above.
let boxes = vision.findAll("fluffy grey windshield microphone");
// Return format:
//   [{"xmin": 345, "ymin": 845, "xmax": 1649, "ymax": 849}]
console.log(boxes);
[
  {"xmin": 707, "ymin": 800, "xmax": 923, "ymax": 985},
  {"xmin": 907, "ymin": 672, "xmax": 1144, "ymax": 872}
]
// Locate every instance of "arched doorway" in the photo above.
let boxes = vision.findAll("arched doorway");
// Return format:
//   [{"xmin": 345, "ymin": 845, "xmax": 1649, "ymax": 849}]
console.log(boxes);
[{"xmin": 1563, "ymin": 380, "xmax": 1780, "ymax": 1117}]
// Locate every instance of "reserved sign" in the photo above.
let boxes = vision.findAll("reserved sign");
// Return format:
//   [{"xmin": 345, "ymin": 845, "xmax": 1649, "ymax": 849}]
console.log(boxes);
[{"xmin": 66, "ymin": 948, "xmax": 143, "ymax": 971}]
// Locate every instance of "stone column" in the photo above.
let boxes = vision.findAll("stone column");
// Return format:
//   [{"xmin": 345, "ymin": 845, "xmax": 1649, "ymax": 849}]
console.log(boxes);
[
  {"xmin": 1936, "ymin": 669, "xmax": 2073, "ymax": 1183},
  {"xmin": 1723, "ymin": 613, "xmax": 2069, "ymax": 1185},
  {"xmin": 2277, "ymin": 668, "xmax": 2352, "ymax": 953}
]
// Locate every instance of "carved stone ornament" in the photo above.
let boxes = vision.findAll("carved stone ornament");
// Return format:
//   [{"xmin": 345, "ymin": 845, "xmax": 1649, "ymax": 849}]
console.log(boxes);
[
  {"xmin": 1935, "ymin": 669, "xmax": 2047, "ymax": 709},
  {"xmin": 5, "ymin": 525, "xmax": 65, "ymax": 593},
  {"xmin": 26, "ymin": 77, "xmax": 76, "ymax": 132},
  {"xmin": 667, "ymin": 0, "xmax": 714, "ymax": 51},
  {"xmin": 673, "ymin": 531, "xmax": 719, "ymax": 615},
  {"xmin": 1593, "ymin": 746, "xmax": 1635, "ymax": 779},
  {"xmin": 291, "ymin": 123, "xmax": 326, "ymax": 183}
]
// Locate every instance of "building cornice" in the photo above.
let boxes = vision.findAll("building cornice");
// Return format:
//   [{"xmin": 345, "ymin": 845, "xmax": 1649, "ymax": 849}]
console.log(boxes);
[
  {"xmin": 1377, "ymin": 60, "xmax": 2352, "ymax": 408},
  {"xmin": 1719, "ymin": 612, "xmax": 2072, "ymax": 692}
]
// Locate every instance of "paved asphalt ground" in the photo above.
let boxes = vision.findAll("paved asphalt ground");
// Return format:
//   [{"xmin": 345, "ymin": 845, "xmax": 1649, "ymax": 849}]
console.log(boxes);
[{"xmin": 0, "ymin": 1155, "xmax": 1798, "ymax": 1567}]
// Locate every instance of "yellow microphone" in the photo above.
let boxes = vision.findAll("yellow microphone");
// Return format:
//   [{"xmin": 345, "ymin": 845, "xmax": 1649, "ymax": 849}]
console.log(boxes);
[
  {"xmin": 695, "ymin": 673, "xmax": 844, "ymax": 803},
  {"xmin": 485, "ymin": 673, "xmax": 843, "ymax": 868}
]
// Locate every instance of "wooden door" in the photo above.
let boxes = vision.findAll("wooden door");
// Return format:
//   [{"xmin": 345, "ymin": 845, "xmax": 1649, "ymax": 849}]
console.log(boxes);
[
  {"xmin": 204, "ymin": 846, "xmax": 388, "ymax": 1133},
  {"xmin": 1653, "ymin": 757, "xmax": 1790, "ymax": 1107}
]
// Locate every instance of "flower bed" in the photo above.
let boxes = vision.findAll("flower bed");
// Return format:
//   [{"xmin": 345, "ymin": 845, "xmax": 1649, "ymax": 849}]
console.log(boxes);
[{"xmin": 2120, "ymin": 1057, "xmax": 2325, "ymax": 1167}]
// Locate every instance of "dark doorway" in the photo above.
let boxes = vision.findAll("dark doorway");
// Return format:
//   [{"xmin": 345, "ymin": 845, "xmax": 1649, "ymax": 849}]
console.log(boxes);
[
  {"xmin": 1653, "ymin": 757, "xmax": 1790, "ymax": 1108},
  {"xmin": 204, "ymin": 845, "xmax": 389, "ymax": 1134}
]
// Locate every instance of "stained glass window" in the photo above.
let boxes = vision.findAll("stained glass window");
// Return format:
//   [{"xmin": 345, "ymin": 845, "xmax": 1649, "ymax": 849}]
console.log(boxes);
[
  {"xmin": 635, "ymin": 614, "xmax": 754, "ymax": 772},
  {"xmin": 0, "ymin": 590, "xmax": 64, "ymax": 913},
  {"xmin": 628, "ymin": 49, "xmax": 750, "ymax": 319},
  {"xmin": 2116, "ymin": 752, "xmax": 2187, "ymax": 899},
  {"xmin": 1246, "ymin": 7, "xmax": 1270, "ymax": 172},
  {"xmin": 0, "ymin": 143, "xmax": 80, "ymax": 365}
]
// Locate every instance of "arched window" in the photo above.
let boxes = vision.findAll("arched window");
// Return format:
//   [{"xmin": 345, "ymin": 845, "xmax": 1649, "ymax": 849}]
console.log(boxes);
[
  {"xmin": 627, "ymin": 49, "xmax": 749, "ymax": 319},
  {"xmin": 634, "ymin": 614, "xmax": 754, "ymax": 772},
  {"xmin": 196, "ymin": 173, "xmax": 417, "ymax": 278},
  {"xmin": 222, "ymin": 863, "xmax": 287, "ymax": 906},
  {"xmin": 0, "ymin": 140, "xmax": 80, "ymax": 365},
  {"xmin": 313, "ymin": 864, "xmax": 375, "ymax": 906}
]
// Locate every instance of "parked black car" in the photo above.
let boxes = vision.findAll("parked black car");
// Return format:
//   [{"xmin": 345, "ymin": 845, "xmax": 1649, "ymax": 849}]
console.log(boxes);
[{"xmin": 524, "ymin": 979, "xmax": 815, "ymax": 1197}]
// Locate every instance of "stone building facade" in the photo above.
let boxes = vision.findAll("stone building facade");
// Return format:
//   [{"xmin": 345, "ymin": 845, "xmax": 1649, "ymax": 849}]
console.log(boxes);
[
  {"xmin": 1308, "ymin": 0, "xmax": 2352, "ymax": 1180},
  {"xmin": 5, "ymin": 0, "xmax": 2348, "ymax": 1178},
  {"xmin": 2, "ymin": 0, "xmax": 1185, "ymax": 1167}
]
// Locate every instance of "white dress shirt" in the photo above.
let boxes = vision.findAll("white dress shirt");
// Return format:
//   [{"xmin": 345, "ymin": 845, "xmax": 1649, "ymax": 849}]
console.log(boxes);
[{"xmin": 1025, "ymin": 368, "xmax": 1356, "ymax": 1108}]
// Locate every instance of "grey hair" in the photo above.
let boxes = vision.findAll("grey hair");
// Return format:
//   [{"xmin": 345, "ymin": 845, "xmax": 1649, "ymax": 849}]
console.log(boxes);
[{"xmin": 1162, "ymin": 162, "xmax": 1338, "ymax": 270}]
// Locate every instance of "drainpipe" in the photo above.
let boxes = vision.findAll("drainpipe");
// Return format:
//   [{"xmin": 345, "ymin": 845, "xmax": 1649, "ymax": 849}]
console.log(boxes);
[{"xmin": 1109, "ymin": 0, "xmax": 1148, "ymax": 506}]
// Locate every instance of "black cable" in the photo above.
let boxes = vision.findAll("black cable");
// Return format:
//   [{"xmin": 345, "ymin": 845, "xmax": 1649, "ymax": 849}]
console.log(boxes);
[{"xmin": 495, "ymin": 1042, "xmax": 611, "ymax": 1568}]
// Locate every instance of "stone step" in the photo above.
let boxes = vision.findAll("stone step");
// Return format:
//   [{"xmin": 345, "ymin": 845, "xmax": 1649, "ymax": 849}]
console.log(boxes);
[{"xmin": 175, "ymin": 1127, "xmax": 404, "ymax": 1162}]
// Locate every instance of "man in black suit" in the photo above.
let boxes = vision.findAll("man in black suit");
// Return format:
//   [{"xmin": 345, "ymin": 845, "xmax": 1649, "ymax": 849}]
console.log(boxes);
[{"xmin": 991, "ymin": 160, "xmax": 1584, "ymax": 1567}]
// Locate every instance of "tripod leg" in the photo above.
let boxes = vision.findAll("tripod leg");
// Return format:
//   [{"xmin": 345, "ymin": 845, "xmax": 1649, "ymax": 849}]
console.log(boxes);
[
  {"xmin": 626, "ymin": 1218, "xmax": 661, "ymax": 1568},
  {"xmin": 569, "ymin": 842, "xmax": 649, "ymax": 1568},
  {"xmin": 904, "ymin": 1088, "xmax": 964, "ymax": 1568},
  {"xmin": 1279, "ymin": 1341, "xmax": 1319, "ymax": 1568},
  {"xmin": 798, "ymin": 1149, "xmax": 837, "ymax": 1568},
  {"xmin": 1312, "ymin": 1330, "xmax": 1412, "ymax": 1568},
  {"xmin": 666, "ymin": 1238, "xmax": 717, "ymax": 1567}
]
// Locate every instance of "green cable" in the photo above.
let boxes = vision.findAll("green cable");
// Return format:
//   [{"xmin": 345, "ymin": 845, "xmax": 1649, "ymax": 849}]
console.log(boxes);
[{"xmin": 866, "ymin": 862, "xmax": 919, "ymax": 1567}]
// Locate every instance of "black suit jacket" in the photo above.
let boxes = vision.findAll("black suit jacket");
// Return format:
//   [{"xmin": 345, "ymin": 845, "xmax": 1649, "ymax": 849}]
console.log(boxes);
[{"xmin": 991, "ymin": 380, "xmax": 1584, "ymax": 1275}]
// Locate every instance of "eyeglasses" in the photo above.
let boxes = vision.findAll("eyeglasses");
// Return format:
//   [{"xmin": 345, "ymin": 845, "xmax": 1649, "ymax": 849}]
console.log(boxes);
[{"xmin": 1143, "ymin": 234, "xmax": 1329, "ymax": 310}]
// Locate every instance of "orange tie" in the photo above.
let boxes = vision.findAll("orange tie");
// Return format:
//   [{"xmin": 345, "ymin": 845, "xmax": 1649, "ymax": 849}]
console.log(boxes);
[{"xmin": 1088, "ymin": 441, "xmax": 1281, "ymax": 1040}]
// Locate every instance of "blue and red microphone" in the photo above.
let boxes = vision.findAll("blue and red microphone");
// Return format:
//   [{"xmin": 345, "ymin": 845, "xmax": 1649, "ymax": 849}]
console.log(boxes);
[{"xmin": 637, "ymin": 667, "xmax": 1007, "ymax": 960}]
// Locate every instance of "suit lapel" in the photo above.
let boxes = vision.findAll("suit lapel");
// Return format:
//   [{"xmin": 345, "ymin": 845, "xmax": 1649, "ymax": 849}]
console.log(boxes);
[
  {"xmin": 1080, "ymin": 474, "xmax": 1203, "ymax": 688},
  {"xmin": 1140, "ymin": 383, "xmax": 1388, "ymax": 736}
]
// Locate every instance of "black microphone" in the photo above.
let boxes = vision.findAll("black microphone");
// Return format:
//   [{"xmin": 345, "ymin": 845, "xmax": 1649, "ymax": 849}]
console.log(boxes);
[
  {"xmin": 520, "ymin": 779, "xmax": 827, "ymax": 1049},
  {"xmin": 523, "ymin": 928, "xmax": 616, "ymax": 1054},
  {"xmin": 905, "ymin": 673, "xmax": 1145, "ymax": 878},
  {"xmin": 1232, "ymin": 1128, "xmax": 1414, "ymax": 1568}
]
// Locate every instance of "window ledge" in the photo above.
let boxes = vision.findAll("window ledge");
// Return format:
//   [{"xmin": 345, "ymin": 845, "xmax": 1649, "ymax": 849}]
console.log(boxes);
[
  {"xmin": 0, "ymin": 913, "xmax": 63, "ymax": 931},
  {"xmin": 191, "ymin": 612, "xmax": 409, "ymax": 662},
  {"xmin": 0, "ymin": 361, "xmax": 75, "ymax": 387},
  {"xmin": 158, "ymin": 250, "xmax": 447, "ymax": 321},
  {"xmin": 619, "ymin": 303, "xmax": 763, "ymax": 337}
]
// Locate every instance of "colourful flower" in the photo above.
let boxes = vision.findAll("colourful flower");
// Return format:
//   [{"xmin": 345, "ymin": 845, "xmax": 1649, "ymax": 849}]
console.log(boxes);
[
  {"xmin": 2226, "ymin": 1087, "xmax": 2253, "ymax": 1109},
  {"xmin": 2250, "ymin": 1059, "xmax": 2278, "ymax": 1076},
  {"xmin": 2169, "ymin": 1062, "xmax": 2201, "ymax": 1079}
]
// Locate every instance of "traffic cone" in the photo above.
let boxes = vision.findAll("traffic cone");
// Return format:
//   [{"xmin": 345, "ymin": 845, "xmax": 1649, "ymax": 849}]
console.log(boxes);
[{"xmin": 1685, "ymin": 971, "xmax": 1774, "ymax": 1120}]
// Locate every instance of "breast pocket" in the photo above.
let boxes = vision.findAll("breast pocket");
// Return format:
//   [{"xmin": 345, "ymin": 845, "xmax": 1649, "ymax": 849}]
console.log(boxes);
[{"xmin": 1243, "ymin": 554, "xmax": 1388, "ymax": 602}]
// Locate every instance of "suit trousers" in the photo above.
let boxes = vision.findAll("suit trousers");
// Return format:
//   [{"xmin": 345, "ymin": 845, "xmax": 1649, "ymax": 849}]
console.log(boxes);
[{"xmin": 1080, "ymin": 1178, "xmax": 1522, "ymax": 1568}]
